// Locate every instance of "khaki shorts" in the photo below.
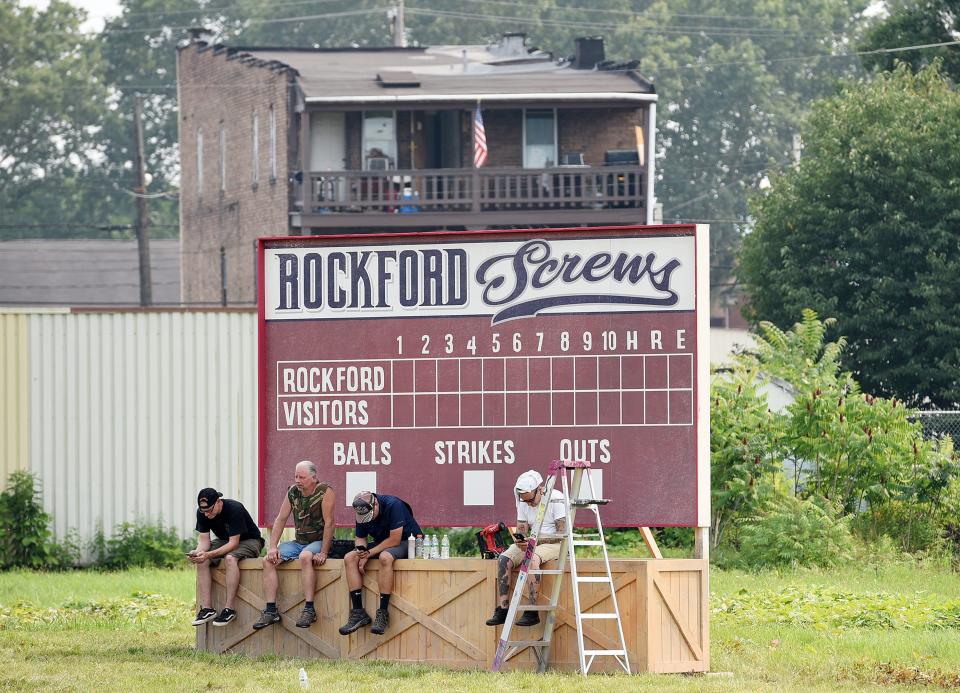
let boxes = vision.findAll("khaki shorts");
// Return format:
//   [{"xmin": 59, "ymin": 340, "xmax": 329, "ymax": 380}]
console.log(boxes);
[
  {"xmin": 502, "ymin": 541, "xmax": 562, "ymax": 565},
  {"xmin": 208, "ymin": 536, "xmax": 264, "ymax": 566}
]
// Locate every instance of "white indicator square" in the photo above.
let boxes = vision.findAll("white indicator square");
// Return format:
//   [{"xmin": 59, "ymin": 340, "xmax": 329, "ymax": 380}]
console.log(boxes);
[
  {"xmin": 574, "ymin": 469, "xmax": 603, "ymax": 501},
  {"xmin": 463, "ymin": 470, "xmax": 495, "ymax": 506},
  {"xmin": 345, "ymin": 471, "xmax": 377, "ymax": 506}
]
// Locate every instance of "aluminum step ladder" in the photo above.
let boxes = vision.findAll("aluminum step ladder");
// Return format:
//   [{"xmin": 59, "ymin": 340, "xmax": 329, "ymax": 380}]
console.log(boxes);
[{"xmin": 492, "ymin": 459, "xmax": 631, "ymax": 675}]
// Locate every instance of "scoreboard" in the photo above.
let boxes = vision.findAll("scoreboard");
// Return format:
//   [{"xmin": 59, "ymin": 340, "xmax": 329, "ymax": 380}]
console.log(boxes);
[{"xmin": 257, "ymin": 225, "xmax": 709, "ymax": 528}]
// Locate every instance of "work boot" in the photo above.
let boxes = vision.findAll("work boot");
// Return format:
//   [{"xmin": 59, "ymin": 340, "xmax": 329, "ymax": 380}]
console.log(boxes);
[
  {"xmin": 371, "ymin": 608, "xmax": 389, "ymax": 635},
  {"xmin": 515, "ymin": 610, "xmax": 540, "ymax": 627},
  {"xmin": 252, "ymin": 609, "xmax": 281, "ymax": 630},
  {"xmin": 485, "ymin": 606, "xmax": 508, "ymax": 626},
  {"xmin": 296, "ymin": 606, "xmax": 317, "ymax": 628},
  {"xmin": 338, "ymin": 608, "xmax": 372, "ymax": 635}
]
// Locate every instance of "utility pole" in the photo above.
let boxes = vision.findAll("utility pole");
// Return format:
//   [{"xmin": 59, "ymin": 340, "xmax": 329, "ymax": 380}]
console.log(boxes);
[
  {"xmin": 393, "ymin": 0, "xmax": 406, "ymax": 47},
  {"xmin": 132, "ymin": 95, "xmax": 152, "ymax": 306}
]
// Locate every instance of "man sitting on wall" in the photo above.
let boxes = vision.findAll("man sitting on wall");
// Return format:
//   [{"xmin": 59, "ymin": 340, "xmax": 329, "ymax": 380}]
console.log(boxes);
[
  {"xmin": 338, "ymin": 491, "xmax": 422, "ymax": 636},
  {"xmin": 253, "ymin": 460, "xmax": 336, "ymax": 630},
  {"xmin": 189, "ymin": 487, "xmax": 264, "ymax": 627},
  {"xmin": 486, "ymin": 470, "xmax": 567, "ymax": 627}
]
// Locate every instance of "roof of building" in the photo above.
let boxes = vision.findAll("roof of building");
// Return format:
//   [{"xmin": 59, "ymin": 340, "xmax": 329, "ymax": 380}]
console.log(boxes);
[
  {"xmin": 0, "ymin": 239, "xmax": 181, "ymax": 306},
  {"xmin": 187, "ymin": 34, "xmax": 656, "ymax": 104}
]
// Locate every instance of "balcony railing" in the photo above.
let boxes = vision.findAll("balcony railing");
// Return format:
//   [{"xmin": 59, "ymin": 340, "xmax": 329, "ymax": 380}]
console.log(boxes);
[{"xmin": 303, "ymin": 166, "xmax": 644, "ymax": 216}]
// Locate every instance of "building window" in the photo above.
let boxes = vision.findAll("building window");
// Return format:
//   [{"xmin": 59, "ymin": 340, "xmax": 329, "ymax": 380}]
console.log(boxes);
[
  {"xmin": 362, "ymin": 110, "xmax": 396, "ymax": 169},
  {"xmin": 196, "ymin": 129, "xmax": 203, "ymax": 194},
  {"xmin": 523, "ymin": 108, "xmax": 557, "ymax": 168},
  {"xmin": 269, "ymin": 105, "xmax": 277, "ymax": 180},
  {"xmin": 219, "ymin": 123, "xmax": 226, "ymax": 192},
  {"xmin": 251, "ymin": 113, "xmax": 260, "ymax": 184}
]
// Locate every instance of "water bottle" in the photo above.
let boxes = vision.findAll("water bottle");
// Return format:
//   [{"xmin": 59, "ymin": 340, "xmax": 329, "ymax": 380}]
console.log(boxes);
[
  {"xmin": 407, "ymin": 533, "xmax": 416, "ymax": 559},
  {"xmin": 298, "ymin": 667, "xmax": 309, "ymax": 689},
  {"xmin": 415, "ymin": 534, "xmax": 424, "ymax": 559},
  {"xmin": 430, "ymin": 534, "xmax": 440, "ymax": 559},
  {"xmin": 440, "ymin": 534, "xmax": 450, "ymax": 559}
]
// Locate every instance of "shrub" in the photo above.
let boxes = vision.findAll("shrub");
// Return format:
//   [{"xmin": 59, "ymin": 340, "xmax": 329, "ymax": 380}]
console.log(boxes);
[
  {"xmin": 93, "ymin": 520, "xmax": 191, "ymax": 570},
  {"xmin": 0, "ymin": 471, "xmax": 76, "ymax": 570},
  {"xmin": 734, "ymin": 493, "xmax": 854, "ymax": 569}
]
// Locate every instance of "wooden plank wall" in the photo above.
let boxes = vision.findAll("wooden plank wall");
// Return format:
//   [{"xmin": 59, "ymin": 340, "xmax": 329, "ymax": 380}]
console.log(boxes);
[{"xmin": 197, "ymin": 558, "xmax": 708, "ymax": 673}]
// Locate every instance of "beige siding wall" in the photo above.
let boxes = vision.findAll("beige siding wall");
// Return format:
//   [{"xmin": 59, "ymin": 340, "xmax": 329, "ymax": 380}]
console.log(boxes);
[
  {"xmin": 1, "ymin": 309, "xmax": 258, "ymax": 541},
  {"xmin": 0, "ymin": 311, "xmax": 31, "ymax": 483}
]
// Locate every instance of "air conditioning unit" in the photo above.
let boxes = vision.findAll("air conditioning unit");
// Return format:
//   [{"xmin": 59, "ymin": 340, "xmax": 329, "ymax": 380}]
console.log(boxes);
[{"xmin": 367, "ymin": 157, "xmax": 390, "ymax": 171}]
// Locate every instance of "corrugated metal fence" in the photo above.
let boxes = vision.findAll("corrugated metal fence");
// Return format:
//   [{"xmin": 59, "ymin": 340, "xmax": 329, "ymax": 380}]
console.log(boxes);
[{"xmin": 0, "ymin": 308, "xmax": 257, "ymax": 541}]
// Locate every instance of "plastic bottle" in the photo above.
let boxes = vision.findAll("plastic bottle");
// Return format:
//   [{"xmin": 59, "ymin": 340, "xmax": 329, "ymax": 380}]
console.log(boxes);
[
  {"xmin": 407, "ymin": 534, "xmax": 416, "ymax": 559},
  {"xmin": 298, "ymin": 667, "xmax": 309, "ymax": 689},
  {"xmin": 415, "ymin": 534, "xmax": 424, "ymax": 559},
  {"xmin": 430, "ymin": 534, "xmax": 440, "ymax": 560},
  {"xmin": 440, "ymin": 534, "xmax": 450, "ymax": 559}
]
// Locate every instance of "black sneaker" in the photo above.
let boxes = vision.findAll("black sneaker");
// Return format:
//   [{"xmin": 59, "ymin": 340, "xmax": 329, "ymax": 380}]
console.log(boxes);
[
  {"xmin": 296, "ymin": 606, "xmax": 317, "ymax": 628},
  {"xmin": 192, "ymin": 607, "xmax": 217, "ymax": 626},
  {"xmin": 371, "ymin": 608, "xmax": 389, "ymax": 635},
  {"xmin": 212, "ymin": 608, "xmax": 237, "ymax": 627},
  {"xmin": 485, "ymin": 607, "xmax": 508, "ymax": 626},
  {"xmin": 338, "ymin": 608, "xmax": 372, "ymax": 635},
  {"xmin": 252, "ymin": 609, "xmax": 281, "ymax": 630},
  {"xmin": 515, "ymin": 610, "xmax": 540, "ymax": 627}
]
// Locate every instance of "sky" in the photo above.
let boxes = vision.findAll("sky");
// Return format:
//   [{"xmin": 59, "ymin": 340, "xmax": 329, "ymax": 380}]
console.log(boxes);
[{"xmin": 23, "ymin": 0, "xmax": 122, "ymax": 31}]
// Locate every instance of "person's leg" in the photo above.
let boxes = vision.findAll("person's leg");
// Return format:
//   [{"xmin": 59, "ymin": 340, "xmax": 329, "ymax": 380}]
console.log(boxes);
[
  {"xmin": 526, "ymin": 553, "xmax": 542, "ymax": 604},
  {"xmin": 223, "ymin": 554, "xmax": 240, "ymax": 610},
  {"xmin": 498, "ymin": 544, "xmax": 522, "ymax": 608},
  {"xmin": 376, "ymin": 550, "xmax": 395, "ymax": 595},
  {"xmin": 262, "ymin": 555, "xmax": 279, "ymax": 603},
  {"xmin": 339, "ymin": 549, "xmax": 373, "ymax": 635},
  {"xmin": 298, "ymin": 541, "xmax": 323, "ymax": 604},
  {"xmin": 196, "ymin": 560, "xmax": 212, "ymax": 608}
]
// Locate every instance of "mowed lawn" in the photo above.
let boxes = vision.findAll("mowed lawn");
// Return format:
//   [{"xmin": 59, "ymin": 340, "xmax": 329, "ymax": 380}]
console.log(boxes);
[{"xmin": 1, "ymin": 562, "xmax": 960, "ymax": 692}]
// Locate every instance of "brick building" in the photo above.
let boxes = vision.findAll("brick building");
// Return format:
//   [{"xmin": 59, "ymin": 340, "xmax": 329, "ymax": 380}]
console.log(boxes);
[{"xmin": 178, "ymin": 31, "xmax": 658, "ymax": 305}]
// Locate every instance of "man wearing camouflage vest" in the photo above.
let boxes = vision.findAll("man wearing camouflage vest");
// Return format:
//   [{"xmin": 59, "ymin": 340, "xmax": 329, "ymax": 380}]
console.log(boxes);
[{"xmin": 253, "ymin": 460, "xmax": 336, "ymax": 630}]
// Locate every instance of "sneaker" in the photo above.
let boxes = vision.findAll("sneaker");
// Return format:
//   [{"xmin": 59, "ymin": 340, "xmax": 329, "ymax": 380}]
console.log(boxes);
[
  {"xmin": 371, "ymin": 608, "xmax": 389, "ymax": 635},
  {"xmin": 212, "ymin": 607, "xmax": 237, "ymax": 627},
  {"xmin": 296, "ymin": 606, "xmax": 317, "ymax": 629},
  {"xmin": 485, "ymin": 607, "xmax": 508, "ymax": 626},
  {"xmin": 252, "ymin": 608, "xmax": 281, "ymax": 630},
  {"xmin": 192, "ymin": 607, "xmax": 217, "ymax": 626},
  {"xmin": 515, "ymin": 610, "xmax": 540, "ymax": 627},
  {"xmin": 338, "ymin": 608, "xmax": 372, "ymax": 635}
]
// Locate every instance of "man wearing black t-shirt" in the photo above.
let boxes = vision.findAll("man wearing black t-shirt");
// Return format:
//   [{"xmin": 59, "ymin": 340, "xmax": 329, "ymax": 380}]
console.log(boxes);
[
  {"xmin": 339, "ymin": 491, "xmax": 421, "ymax": 637},
  {"xmin": 188, "ymin": 487, "xmax": 264, "ymax": 627}
]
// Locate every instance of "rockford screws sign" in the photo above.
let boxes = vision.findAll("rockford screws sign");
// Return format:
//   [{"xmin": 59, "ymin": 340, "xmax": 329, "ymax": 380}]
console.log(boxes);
[{"xmin": 258, "ymin": 225, "xmax": 709, "ymax": 527}]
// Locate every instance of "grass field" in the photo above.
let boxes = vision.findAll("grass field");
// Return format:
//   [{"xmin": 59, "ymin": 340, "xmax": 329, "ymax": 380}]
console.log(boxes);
[{"xmin": 2, "ymin": 561, "xmax": 960, "ymax": 692}]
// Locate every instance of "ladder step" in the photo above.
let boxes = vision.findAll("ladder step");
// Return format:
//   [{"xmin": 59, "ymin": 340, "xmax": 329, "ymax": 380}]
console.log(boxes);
[
  {"xmin": 579, "ymin": 613, "xmax": 618, "ymax": 620},
  {"xmin": 583, "ymin": 649, "xmax": 627, "ymax": 656},
  {"xmin": 572, "ymin": 540, "xmax": 604, "ymax": 546},
  {"xmin": 506, "ymin": 640, "xmax": 550, "ymax": 647},
  {"xmin": 528, "ymin": 568, "xmax": 563, "ymax": 575},
  {"xmin": 575, "ymin": 576, "xmax": 612, "ymax": 583},
  {"xmin": 570, "ymin": 499, "xmax": 610, "ymax": 507},
  {"xmin": 519, "ymin": 604, "xmax": 557, "ymax": 611}
]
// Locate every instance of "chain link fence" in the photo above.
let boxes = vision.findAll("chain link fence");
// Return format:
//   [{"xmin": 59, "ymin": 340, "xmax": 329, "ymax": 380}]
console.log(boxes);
[{"xmin": 916, "ymin": 411, "xmax": 960, "ymax": 441}]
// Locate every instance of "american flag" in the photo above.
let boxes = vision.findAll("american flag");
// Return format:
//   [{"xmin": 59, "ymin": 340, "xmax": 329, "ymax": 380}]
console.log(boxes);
[{"xmin": 473, "ymin": 104, "xmax": 488, "ymax": 168}]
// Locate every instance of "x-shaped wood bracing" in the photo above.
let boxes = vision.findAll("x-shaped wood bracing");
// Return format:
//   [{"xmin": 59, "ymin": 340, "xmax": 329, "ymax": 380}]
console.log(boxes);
[
  {"xmin": 652, "ymin": 572, "xmax": 703, "ymax": 661},
  {"xmin": 346, "ymin": 571, "xmax": 487, "ymax": 661},
  {"xmin": 211, "ymin": 569, "xmax": 341, "ymax": 658}
]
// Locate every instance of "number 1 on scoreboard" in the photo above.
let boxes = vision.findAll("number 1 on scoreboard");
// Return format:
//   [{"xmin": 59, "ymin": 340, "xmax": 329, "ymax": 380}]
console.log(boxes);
[{"xmin": 397, "ymin": 335, "xmax": 402, "ymax": 354}]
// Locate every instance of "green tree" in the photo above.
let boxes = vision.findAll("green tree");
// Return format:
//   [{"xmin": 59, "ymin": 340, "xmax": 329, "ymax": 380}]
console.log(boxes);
[
  {"xmin": 860, "ymin": 0, "xmax": 960, "ymax": 81},
  {"xmin": 0, "ymin": 0, "xmax": 116, "ymax": 237},
  {"xmin": 739, "ymin": 64, "xmax": 960, "ymax": 407}
]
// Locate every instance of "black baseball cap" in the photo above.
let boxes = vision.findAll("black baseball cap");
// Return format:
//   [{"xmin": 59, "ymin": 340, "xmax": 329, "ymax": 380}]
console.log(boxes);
[{"xmin": 197, "ymin": 488, "xmax": 223, "ymax": 511}]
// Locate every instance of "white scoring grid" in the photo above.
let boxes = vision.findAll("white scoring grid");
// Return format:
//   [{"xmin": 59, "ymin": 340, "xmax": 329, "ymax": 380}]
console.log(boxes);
[{"xmin": 276, "ymin": 354, "xmax": 693, "ymax": 431}]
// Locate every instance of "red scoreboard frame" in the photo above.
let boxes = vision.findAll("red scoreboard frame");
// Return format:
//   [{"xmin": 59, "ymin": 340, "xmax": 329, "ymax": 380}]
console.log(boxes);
[{"xmin": 257, "ymin": 225, "xmax": 709, "ymax": 528}]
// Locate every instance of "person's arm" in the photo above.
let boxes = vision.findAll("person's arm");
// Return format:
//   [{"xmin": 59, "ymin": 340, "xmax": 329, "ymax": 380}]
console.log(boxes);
[
  {"xmin": 265, "ymin": 497, "xmax": 292, "ymax": 564},
  {"xmin": 540, "ymin": 517, "xmax": 566, "ymax": 544},
  {"xmin": 367, "ymin": 526, "xmax": 403, "ymax": 557},
  {"xmin": 188, "ymin": 532, "xmax": 212, "ymax": 563},
  {"xmin": 314, "ymin": 488, "xmax": 336, "ymax": 565},
  {"xmin": 199, "ymin": 534, "xmax": 240, "ymax": 561}
]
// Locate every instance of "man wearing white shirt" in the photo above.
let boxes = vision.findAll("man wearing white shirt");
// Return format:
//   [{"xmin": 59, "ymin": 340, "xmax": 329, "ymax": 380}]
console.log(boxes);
[{"xmin": 485, "ymin": 470, "xmax": 567, "ymax": 627}]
